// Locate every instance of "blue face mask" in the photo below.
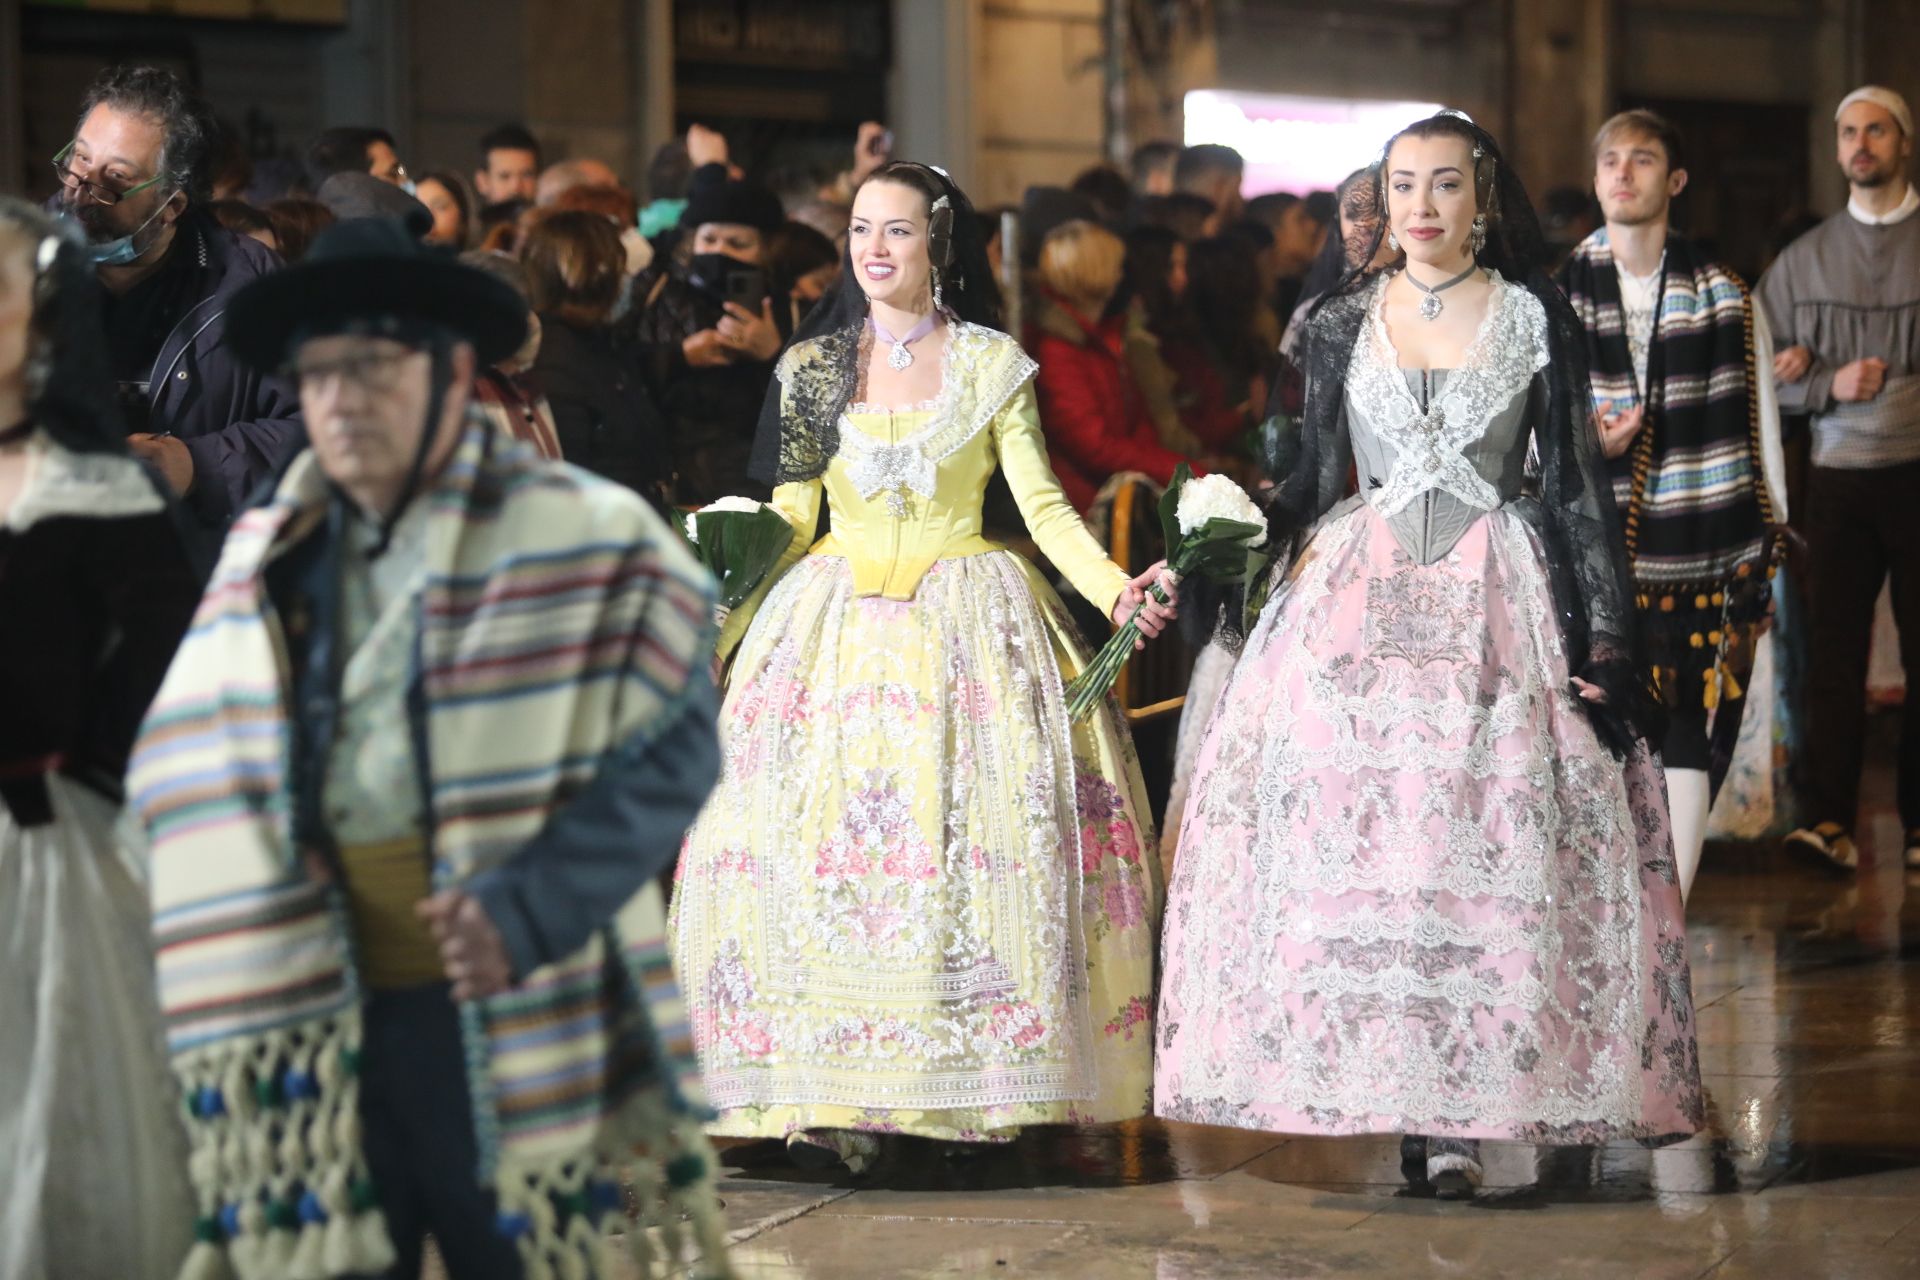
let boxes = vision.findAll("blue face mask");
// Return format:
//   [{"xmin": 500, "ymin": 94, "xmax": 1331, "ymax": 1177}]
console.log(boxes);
[{"xmin": 72, "ymin": 193, "xmax": 173, "ymax": 266}]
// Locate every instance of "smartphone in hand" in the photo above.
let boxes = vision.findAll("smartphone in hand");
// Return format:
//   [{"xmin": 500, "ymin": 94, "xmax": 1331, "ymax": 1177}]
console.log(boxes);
[{"xmin": 724, "ymin": 266, "xmax": 768, "ymax": 311}]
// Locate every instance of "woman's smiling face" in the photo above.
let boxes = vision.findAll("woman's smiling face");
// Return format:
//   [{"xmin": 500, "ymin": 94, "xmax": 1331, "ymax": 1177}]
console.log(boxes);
[{"xmin": 848, "ymin": 178, "xmax": 932, "ymax": 309}]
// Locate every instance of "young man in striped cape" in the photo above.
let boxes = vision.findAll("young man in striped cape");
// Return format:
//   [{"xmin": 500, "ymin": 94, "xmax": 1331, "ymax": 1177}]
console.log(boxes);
[
  {"xmin": 128, "ymin": 215, "xmax": 732, "ymax": 1279},
  {"xmin": 1559, "ymin": 109, "xmax": 1788, "ymax": 901}
]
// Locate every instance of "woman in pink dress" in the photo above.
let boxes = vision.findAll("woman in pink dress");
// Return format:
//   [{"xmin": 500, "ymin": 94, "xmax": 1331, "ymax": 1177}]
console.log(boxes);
[{"xmin": 1154, "ymin": 113, "xmax": 1704, "ymax": 1198}]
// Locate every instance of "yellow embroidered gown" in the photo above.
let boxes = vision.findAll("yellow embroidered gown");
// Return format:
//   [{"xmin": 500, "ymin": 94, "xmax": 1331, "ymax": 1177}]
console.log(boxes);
[{"xmin": 670, "ymin": 322, "xmax": 1161, "ymax": 1141}]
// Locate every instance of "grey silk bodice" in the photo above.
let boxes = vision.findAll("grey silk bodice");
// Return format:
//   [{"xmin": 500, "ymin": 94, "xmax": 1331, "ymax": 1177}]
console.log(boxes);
[
  {"xmin": 1342, "ymin": 273, "xmax": 1552, "ymax": 565},
  {"xmin": 1348, "ymin": 369, "xmax": 1542, "ymax": 563}
]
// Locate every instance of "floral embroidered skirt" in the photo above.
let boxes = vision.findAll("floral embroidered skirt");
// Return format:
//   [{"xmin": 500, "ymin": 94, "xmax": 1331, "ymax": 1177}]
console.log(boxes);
[
  {"xmin": 672, "ymin": 551, "xmax": 1161, "ymax": 1142},
  {"xmin": 1156, "ymin": 503, "xmax": 1705, "ymax": 1143}
]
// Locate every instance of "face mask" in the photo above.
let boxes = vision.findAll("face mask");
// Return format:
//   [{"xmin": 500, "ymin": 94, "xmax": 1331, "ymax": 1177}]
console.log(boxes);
[{"xmin": 70, "ymin": 193, "xmax": 173, "ymax": 266}]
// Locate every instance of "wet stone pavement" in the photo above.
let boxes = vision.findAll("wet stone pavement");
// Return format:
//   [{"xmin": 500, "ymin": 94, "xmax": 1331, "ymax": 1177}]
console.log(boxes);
[
  {"xmin": 438, "ymin": 720, "xmax": 1920, "ymax": 1279},
  {"xmin": 690, "ymin": 720, "xmax": 1920, "ymax": 1279}
]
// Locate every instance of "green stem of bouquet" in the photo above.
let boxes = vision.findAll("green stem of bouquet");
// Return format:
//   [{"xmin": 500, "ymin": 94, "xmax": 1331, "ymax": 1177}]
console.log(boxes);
[{"xmin": 1064, "ymin": 580, "xmax": 1172, "ymax": 721}]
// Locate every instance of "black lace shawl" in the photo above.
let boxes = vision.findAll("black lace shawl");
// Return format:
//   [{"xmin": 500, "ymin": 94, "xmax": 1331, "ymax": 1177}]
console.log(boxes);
[
  {"xmin": 747, "ymin": 162, "xmax": 1002, "ymax": 488},
  {"xmin": 1258, "ymin": 115, "xmax": 1663, "ymax": 756}
]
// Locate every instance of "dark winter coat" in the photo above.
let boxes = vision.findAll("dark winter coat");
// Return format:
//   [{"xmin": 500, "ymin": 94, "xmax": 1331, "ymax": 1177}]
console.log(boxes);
[
  {"xmin": 533, "ymin": 313, "xmax": 673, "ymax": 513},
  {"xmin": 118, "ymin": 211, "xmax": 306, "ymax": 529}
]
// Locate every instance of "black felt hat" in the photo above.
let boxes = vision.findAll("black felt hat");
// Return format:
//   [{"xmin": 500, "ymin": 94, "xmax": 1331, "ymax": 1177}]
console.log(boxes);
[
  {"xmin": 227, "ymin": 216, "xmax": 529, "ymax": 371},
  {"xmin": 680, "ymin": 177, "xmax": 787, "ymax": 234}
]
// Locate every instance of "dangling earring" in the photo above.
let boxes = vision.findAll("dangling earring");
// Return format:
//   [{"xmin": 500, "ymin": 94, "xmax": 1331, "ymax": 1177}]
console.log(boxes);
[
  {"xmin": 1469, "ymin": 214, "xmax": 1488, "ymax": 257},
  {"xmin": 1387, "ymin": 230, "xmax": 1400, "ymax": 253},
  {"xmin": 932, "ymin": 264, "xmax": 944, "ymax": 313}
]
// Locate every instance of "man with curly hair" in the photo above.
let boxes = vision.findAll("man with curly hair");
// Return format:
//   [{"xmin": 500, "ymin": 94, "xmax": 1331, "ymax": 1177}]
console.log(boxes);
[{"xmin": 54, "ymin": 64, "xmax": 303, "ymax": 540}]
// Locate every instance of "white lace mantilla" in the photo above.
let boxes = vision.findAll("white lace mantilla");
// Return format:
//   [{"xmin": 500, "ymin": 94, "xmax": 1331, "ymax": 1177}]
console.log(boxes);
[
  {"xmin": 1346, "ymin": 273, "xmax": 1550, "ymax": 522},
  {"xmin": 837, "ymin": 321, "xmax": 1038, "ymax": 516}
]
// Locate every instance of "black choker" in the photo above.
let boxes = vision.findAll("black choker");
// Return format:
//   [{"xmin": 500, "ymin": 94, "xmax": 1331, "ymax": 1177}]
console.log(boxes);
[{"xmin": 0, "ymin": 419, "xmax": 33, "ymax": 446}]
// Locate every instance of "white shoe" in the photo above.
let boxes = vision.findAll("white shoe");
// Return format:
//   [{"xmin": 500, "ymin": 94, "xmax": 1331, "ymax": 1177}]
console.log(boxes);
[{"xmin": 1425, "ymin": 1137, "xmax": 1483, "ymax": 1200}]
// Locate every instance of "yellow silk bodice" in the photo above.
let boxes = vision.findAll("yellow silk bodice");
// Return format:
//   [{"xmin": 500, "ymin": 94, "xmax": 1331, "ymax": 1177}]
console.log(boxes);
[{"xmin": 719, "ymin": 324, "xmax": 1129, "ymax": 658}]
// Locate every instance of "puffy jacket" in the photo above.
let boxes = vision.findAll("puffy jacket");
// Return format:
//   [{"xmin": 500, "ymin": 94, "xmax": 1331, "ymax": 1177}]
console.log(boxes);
[{"xmin": 1028, "ymin": 292, "xmax": 1194, "ymax": 512}]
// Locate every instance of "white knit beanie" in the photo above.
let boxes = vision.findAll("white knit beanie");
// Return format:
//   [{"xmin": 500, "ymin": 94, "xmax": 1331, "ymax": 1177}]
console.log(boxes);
[{"xmin": 1836, "ymin": 85, "xmax": 1914, "ymax": 138}]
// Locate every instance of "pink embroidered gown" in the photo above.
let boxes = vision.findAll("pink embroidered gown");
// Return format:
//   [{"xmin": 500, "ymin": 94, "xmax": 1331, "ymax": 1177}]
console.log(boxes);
[{"xmin": 1155, "ymin": 276, "xmax": 1705, "ymax": 1143}]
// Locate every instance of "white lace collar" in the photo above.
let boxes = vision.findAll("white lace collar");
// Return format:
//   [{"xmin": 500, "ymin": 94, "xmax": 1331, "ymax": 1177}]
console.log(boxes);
[
  {"xmin": 1346, "ymin": 272, "xmax": 1549, "ymax": 520},
  {"xmin": 4, "ymin": 429, "xmax": 166, "ymax": 533},
  {"xmin": 836, "ymin": 321, "xmax": 1037, "ymax": 516}
]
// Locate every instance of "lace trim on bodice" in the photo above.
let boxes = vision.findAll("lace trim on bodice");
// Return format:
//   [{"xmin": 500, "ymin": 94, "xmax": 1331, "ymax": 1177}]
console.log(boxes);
[
  {"xmin": 845, "ymin": 393, "xmax": 944, "ymax": 415},
  {"xmin": 1345, "ymin": 273, "xmax": 1549, "ymax": 521},
  {"xmin": 836, "ymin": 321, "xmax": 1038, "ymax": 515}
]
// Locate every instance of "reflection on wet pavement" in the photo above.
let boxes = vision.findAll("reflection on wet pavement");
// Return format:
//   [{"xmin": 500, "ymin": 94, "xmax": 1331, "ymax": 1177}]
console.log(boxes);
[{"xmin": 668, "ymin": 718, "xmax": 1920, "ymax": 1279}]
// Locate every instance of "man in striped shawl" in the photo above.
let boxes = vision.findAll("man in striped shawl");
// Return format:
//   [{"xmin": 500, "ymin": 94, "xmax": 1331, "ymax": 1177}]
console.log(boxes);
[
  {"xmin": 1559, "ymin": 110, "xmax": 1786, "ymax": 902},
  {"xmin": 127, "ymin": 216, "xmax": 732, "ymax": 1279}
]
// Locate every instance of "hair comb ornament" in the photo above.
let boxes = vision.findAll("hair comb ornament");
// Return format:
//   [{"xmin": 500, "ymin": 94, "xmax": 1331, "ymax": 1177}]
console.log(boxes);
[{"xmin": 926, "ymin": 187, "xmax": 956, "ymax": 271}]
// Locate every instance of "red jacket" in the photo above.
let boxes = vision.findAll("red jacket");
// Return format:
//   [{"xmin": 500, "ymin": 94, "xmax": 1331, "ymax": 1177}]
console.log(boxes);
[
  {"xmin": 1161, "ymin": 337, "xmax": 1255, "ymax": 452},
  {"xmin": 1028, "ymin": 293, "xmax": 1195, "ymax": 513}
]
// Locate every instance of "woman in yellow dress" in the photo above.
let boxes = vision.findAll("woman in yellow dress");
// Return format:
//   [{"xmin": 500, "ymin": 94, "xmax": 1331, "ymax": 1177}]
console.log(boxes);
[{"xmin": 670, "ymin": 162, "xmax": 1174, "ymax": 1172}]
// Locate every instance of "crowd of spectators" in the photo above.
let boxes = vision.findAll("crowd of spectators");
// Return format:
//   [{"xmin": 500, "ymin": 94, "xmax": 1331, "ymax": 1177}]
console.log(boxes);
[{"xmin": 55, "ymin": 63, "xmax": 1353, "ymax": 544}]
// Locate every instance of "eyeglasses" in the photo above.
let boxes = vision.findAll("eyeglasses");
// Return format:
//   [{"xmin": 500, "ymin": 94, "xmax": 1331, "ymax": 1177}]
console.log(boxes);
[
  {"xmin": 292, "ymin": 348, "xmax": 421, "ymax": 392},
  {"xmin": 51, "ymin": 142, "xmax": 167, "ymax": 207}
]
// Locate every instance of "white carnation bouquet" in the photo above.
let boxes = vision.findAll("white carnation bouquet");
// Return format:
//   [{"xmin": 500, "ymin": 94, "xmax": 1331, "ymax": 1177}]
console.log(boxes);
[
  {"xmin": 683, "ymin": 496, "xmax": 795, "ymax": 626},
  {"xmin": 1065, "ymin": 465, "xmax": 1267, "ymax": 720}
]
